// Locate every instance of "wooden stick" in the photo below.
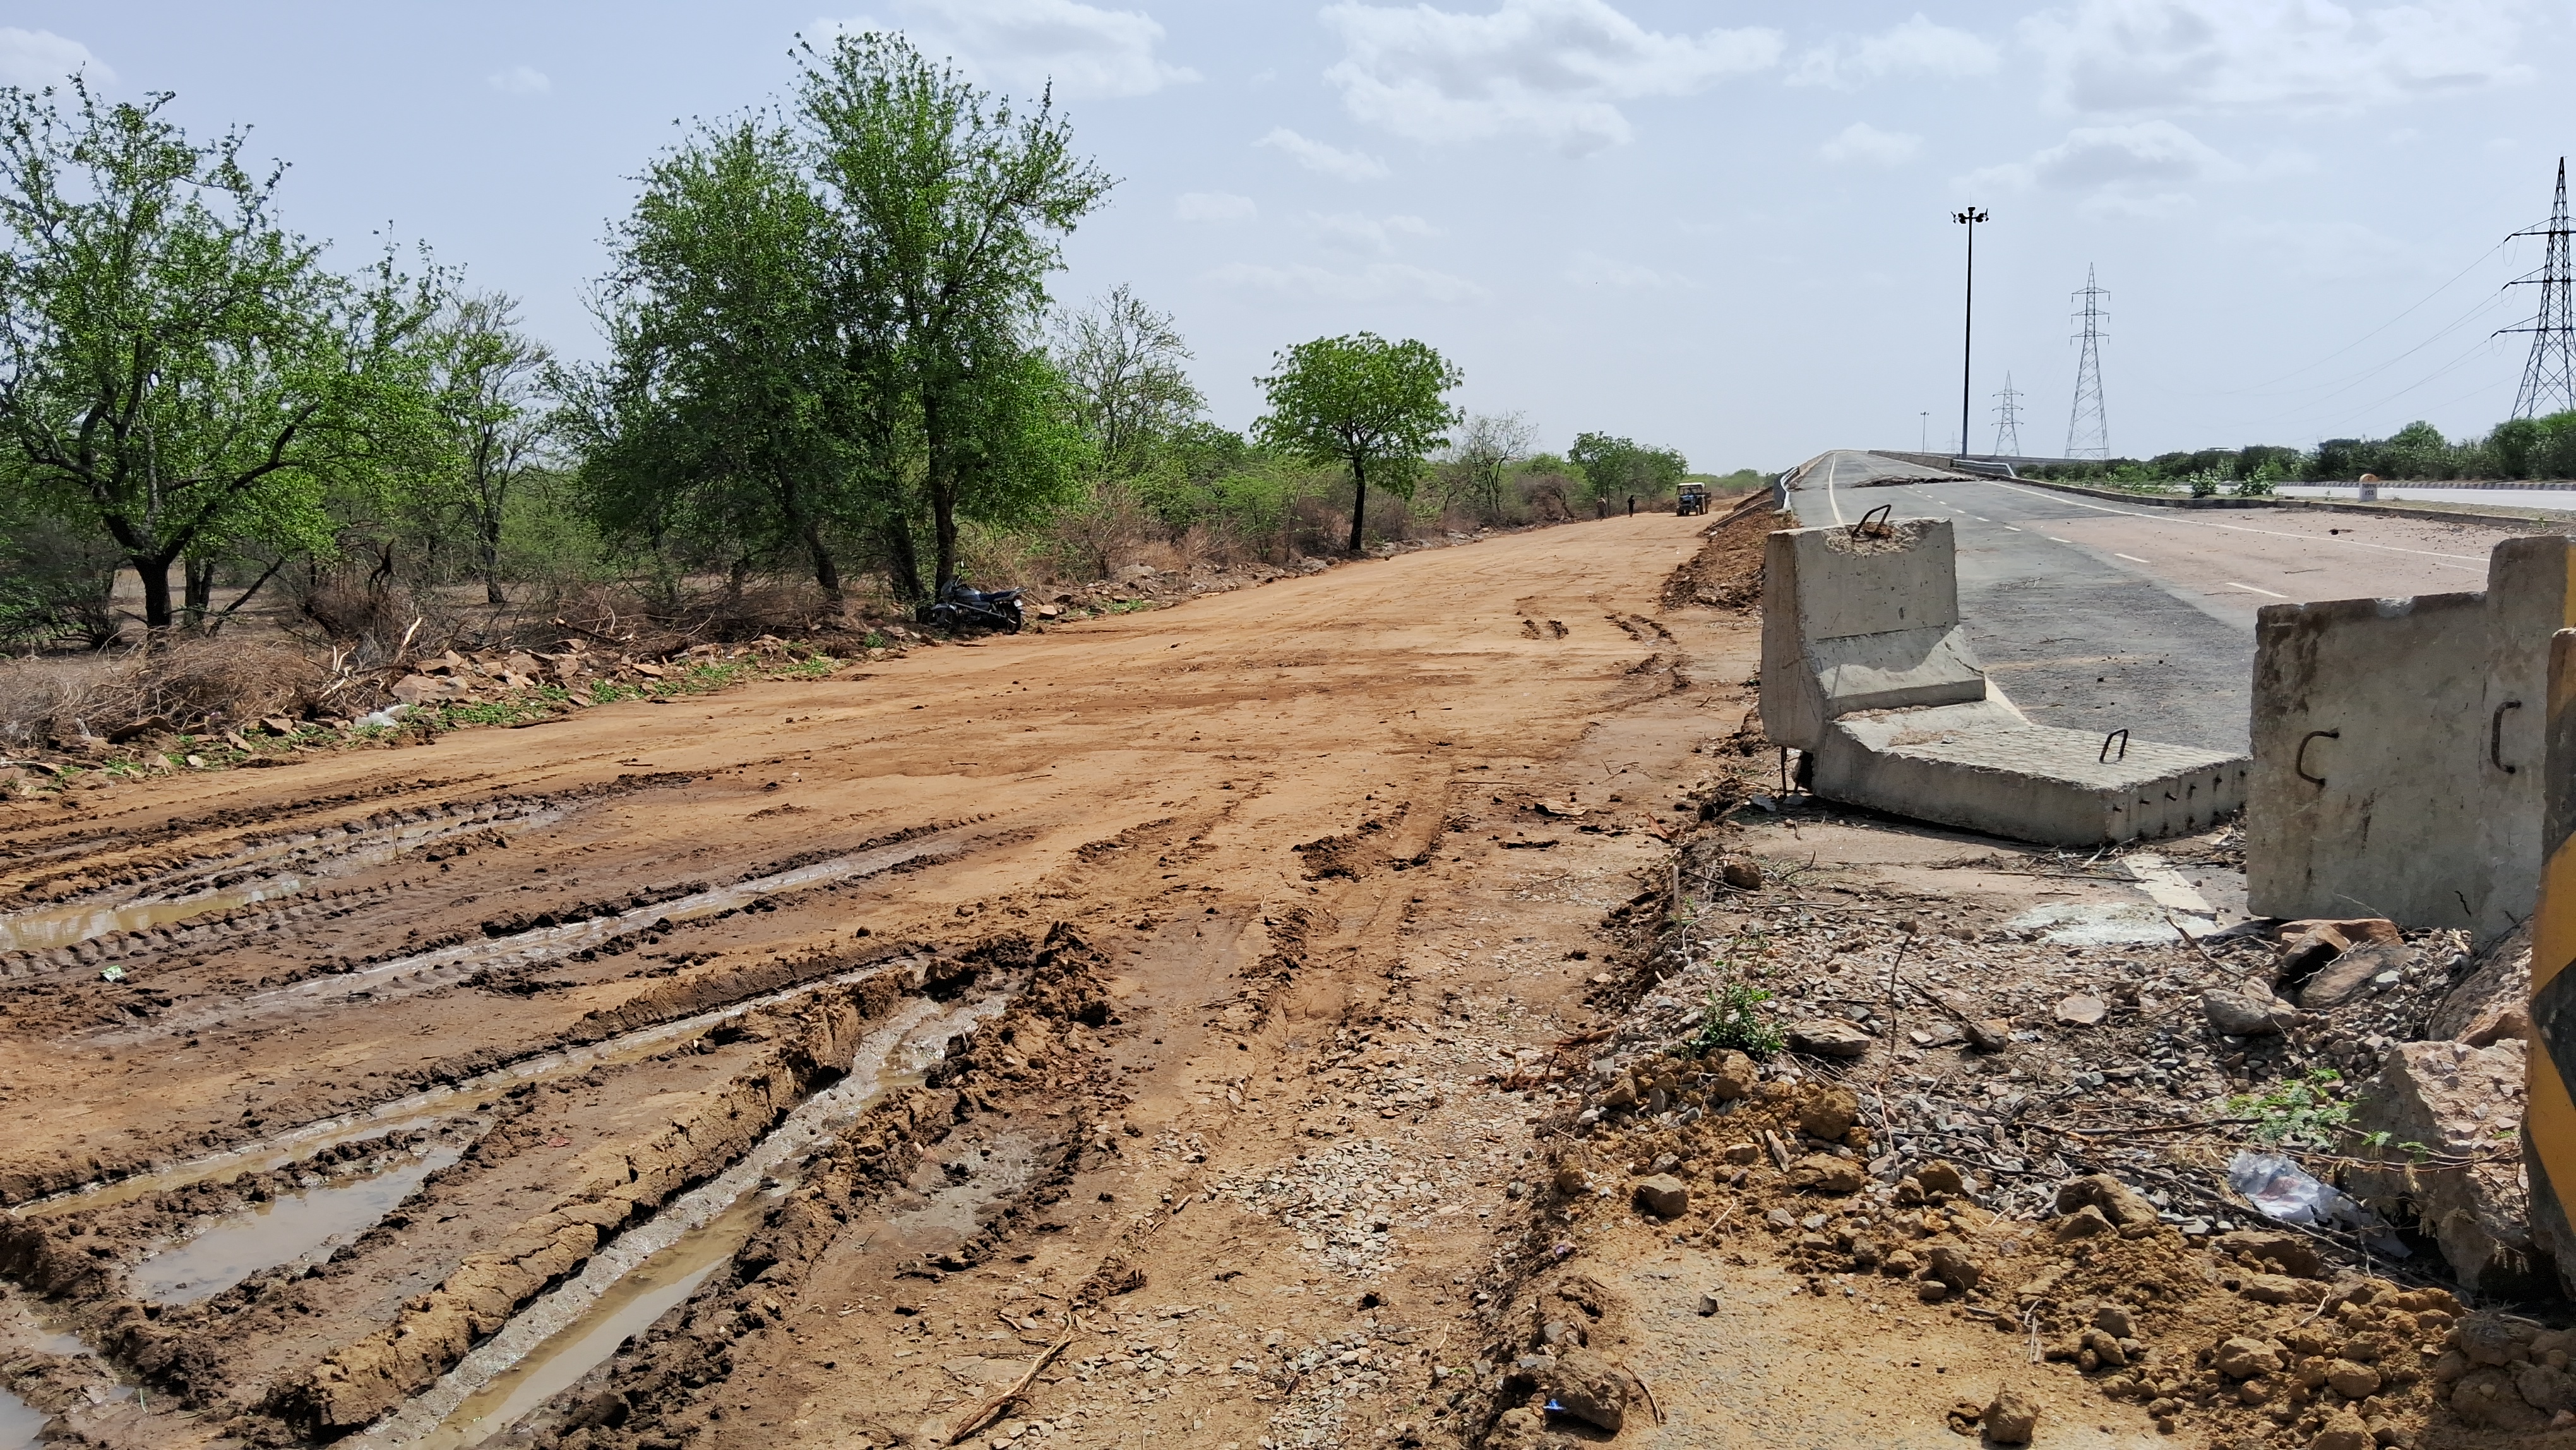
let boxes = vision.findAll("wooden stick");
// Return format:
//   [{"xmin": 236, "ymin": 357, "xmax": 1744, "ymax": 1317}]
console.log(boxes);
[
  {"xmin": 945, "ymin": 1333, "xmax": 1073, "ymax": 1445},
  {"xmin": 1620, "ymin": 1360, "xmax": 1664, "ymax": 1425}
]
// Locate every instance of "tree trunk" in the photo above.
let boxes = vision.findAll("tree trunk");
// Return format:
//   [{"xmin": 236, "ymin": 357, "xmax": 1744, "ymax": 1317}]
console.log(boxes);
[
  {"xmin": 184, "ymin": 557, "xmax": 217, "ymax": 625},
  {"xmin": 479, "ymin": 509, "xmax": 506, "ymax": 606},
  {"xmin": 1345, "ymin": 454, "xmax": 1369, "ymax": 555},
  {"xmin": 805, "ymin": 523, "xmax": 843, "ymax": 607},
  {"xmin": 880, "ymin": 522, "xmax": 925, "ymax": 604},
  {"xmin": 136, "ymin": 554, "xmax": 175, "ymax": 633}
]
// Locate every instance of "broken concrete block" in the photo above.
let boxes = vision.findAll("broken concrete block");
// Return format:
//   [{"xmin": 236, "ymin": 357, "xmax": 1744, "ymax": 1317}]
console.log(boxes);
[
  {"xmin": 2344, "ymin": 1040, "xmax": 2547, "ymax": 1299},
  {"xmin": 2297, "ymin": 940, "xmax": 2409, "ymax": 1010},
  {"xmin": 2428, "ymin": 923, "xmax": 2531, "ymax": 1047}
]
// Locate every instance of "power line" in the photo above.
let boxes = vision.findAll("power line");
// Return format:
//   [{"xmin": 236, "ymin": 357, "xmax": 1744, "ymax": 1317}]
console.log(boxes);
[
  {"xmin": 1991, "ymin": 373, "xmax": 2024, "ymax": 457},
  {"xmin": 2502, "ymin": 156, "xmax": 2575, "ymax": 419},
  {"xmin": 2066, "ymin": 267, "xmax": 2109, "ymax": 458}
]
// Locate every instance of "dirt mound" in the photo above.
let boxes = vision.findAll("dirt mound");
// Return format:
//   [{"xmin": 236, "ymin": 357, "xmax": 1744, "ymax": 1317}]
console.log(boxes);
[{"xmin": 1661, "ymin": 493, "xmax": 1784, "ymax": 610}]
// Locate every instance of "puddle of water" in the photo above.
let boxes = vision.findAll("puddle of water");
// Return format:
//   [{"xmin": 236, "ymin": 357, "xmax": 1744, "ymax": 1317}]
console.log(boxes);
[
  {"xmin": 359, "ymin": 988, "xmax": 1012, "ymax": 1449},
  {"xmin": 0, "ymin": 806, "xmax": 561, "ymax": 956},
  {"xmin": 109, "ymin": 828, "xmax": 969, "ymax": 1043},
  {"xmin": 0, "ymin": 1389, "xmax": 44, "ymax": 1450},
  {"xmin": 136, "ymin": 1147, "xmax": 462, "ymax": 1304},
  {"xmin": 20, "ymin": 958, "xmax": 918, "ymax": 1218},
  {"xmin": 410, "ymin": 1194, "xmax": 758, "ymax": 1450},
  {"xmin": 0, "ymin": 875, "xmax": 313, "ymax": 956}
]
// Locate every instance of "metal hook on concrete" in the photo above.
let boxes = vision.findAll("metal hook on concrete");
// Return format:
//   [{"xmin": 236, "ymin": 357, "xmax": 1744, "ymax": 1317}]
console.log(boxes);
[
  {"xmin": 2296, "ymin": 728, "xmax": 2339, "ymax": 786},
  {"xmin": 2492, "ymin": 700, "xmax": 2522, "ymax": 774},
  {"xmin": 1850, "ymin": 504, "xmax": 1892, "ymax": 540},
  {"xmin": 2099, "ymin": 729, "xmax": 2129, "ymax": 763}
]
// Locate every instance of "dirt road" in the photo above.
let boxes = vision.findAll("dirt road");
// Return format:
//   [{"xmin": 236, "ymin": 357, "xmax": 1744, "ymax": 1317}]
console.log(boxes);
[{"xmin": 0, "ymin": 514, "xmax": 1750, "ymax": 1448}]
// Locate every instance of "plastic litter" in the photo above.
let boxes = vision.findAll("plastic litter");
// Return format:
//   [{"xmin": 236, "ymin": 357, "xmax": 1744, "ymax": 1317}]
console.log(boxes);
[
  {"xmin": 354, "ymin": 703, "xmax": 412, "ymax": 731},
  {"xmin": 2225, "ymin": 1150, "xmax": 2409, "ymax": 1255},
  {"xmin": 98, "ymin": 964, "xmax": 125, "ymax": 983}
]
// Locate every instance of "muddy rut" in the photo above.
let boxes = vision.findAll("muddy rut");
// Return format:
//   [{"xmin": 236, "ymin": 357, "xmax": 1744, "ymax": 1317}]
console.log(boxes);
[{"xmin": 0, "ymin": 515, "xmax": 1759, "ymax": 1449}]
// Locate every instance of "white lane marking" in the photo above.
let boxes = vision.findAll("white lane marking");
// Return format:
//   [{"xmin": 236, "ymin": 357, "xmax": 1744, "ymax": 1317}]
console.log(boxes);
[
  {"xmin": 2114, "ymin": 553, "xmax": 2149, "ymax": 563},
  {"xmin": 2226, "ymin": 581, "xmax": 2287, "ymax": 598},
  {"xmin": 1825, "ymin": 452, "xmax": 1846, "ymax": 526},
  {"xmin": 1969, "ymin": 515, "xmax": 1989, "ymax": 521},
  {"xmin": 2047, "ymin": 536, "xmax": 2072, "ymax": 543},
  {"xmin": 2002, "ymin": 525, "xmax": 2023, "ymax": 532},
  {"xmin": 1973, "ymin": 479, "xmax": 2484, "ymax": 568}
]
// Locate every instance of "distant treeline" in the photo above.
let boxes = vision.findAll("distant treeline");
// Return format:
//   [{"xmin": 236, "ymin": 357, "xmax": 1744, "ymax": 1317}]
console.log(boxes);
[{"xmin": 2027, "ymin": 409, "xmax": 2576, "ymax": 489}]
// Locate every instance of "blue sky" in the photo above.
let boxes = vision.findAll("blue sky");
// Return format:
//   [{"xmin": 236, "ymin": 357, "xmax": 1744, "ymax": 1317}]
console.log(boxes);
[{"xmin": 6, "ymin": 1, "xmax": 2570, "ymax": 469}]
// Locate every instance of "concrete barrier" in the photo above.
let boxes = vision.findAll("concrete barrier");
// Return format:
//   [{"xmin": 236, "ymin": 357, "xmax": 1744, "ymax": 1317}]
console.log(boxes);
[
  {"xmin": 2246, "ymin": 536, "xmax": 2576, "ymax": 934},
  {"xmin": 1760, "ymin": 520, "xmax": 2248, "ymax": 846},
  {"xmin": 2520, "ymin": 628, "xmax": 2576, "ymax": 1301}
]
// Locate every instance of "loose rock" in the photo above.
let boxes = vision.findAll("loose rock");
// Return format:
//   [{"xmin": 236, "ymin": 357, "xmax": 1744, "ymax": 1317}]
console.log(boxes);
[
  {"xmin": 2203, "ymin": 988, "xmax": 2300, "ymax": 1037},
  {"xmin": 1981, "ymin": 1387, "xmax": 2039, "ymax": 1445},
  {"xmin": 1786, "ymin": 1019, "xmax": 1872, "ymax": 1058},
  {"xmin": 1631, "ymin": 1174, "xmax": 1689, "ymax": 1218}
]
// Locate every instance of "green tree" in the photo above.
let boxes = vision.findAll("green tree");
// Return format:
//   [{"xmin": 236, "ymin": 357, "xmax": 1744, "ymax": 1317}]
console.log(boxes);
[
  {"xmin": 1252, "ymin": 332, "xmax": 1461, "ymax": 554},
  {"xmin": 0, "ymin": 80, "xmax": 438, "ymax": 632},
  {"xmin": 799, "ymin": 30, "xmax": 1111, "ymax": 594},
  {"xmin": 571, "ymin": 116, "xmax": 857, "ymax": 602},
  {"xmin": 1053, "ymin": 283, "xmax": 1202, "ymax": 481},
  {"xmin": 1568, "ymin": 431, "xmax": 1688, "ymax": 510},
  {"xmin": 421, "ymin": 291, "xmax": 552, "ymax": 604}
]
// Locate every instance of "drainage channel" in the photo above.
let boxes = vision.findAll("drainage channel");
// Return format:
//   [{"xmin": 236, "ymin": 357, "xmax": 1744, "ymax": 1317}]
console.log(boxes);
[
  {"xmin": 18, "ymin": 957, "xmax": 926, "ymax": 1218},
  {"xmin": 0, "ymin": 803, "xmax": 563, "ymax": 957},
  {"xmin": 105, "ymin": 827, "xmax": 974, "ymax": 1045},
  {"xmin": 359, "ymin": 988, "xmax": 1013, "ymax": 1449},
  {"xmin": 135, "ymin": 1144, "xmax": 465, "ymax": 1305}
]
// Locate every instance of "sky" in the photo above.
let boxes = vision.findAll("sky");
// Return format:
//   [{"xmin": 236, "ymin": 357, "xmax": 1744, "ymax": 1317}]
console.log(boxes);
[{"xmin": 5, "ymin": 1, "xmax": 2572, "ymax": 470}]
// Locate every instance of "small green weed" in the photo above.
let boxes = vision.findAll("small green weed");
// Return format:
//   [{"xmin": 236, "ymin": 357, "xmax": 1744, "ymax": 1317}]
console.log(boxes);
[
  {"xmin": 2229, "ymin": 1067, "xmax": 2350, "ymax": 1149},
  {"xmin": 1688, "ymin": 981, "xmax": 1786, "ymax": 1058}
]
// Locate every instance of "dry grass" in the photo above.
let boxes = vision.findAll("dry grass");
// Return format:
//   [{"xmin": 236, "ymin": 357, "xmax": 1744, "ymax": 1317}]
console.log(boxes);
[{"xmin": 0, "ymin": 637, "xmax": 332, "ymax": 749}]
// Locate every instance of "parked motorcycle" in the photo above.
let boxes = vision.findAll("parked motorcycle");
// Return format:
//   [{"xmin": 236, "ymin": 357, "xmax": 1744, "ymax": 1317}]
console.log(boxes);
[{"xmin": 920, "ymin": 580, "xmax": 1024, "ymax": 634}]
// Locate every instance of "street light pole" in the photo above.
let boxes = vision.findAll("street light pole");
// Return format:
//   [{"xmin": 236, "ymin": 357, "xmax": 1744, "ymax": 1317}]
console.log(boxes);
[
  {"xmin": 1953, "ymin": 206, "xmax": 1987, "ymax": 462},
  {"xmin": 1919, "ymin": 411, "xmax": 1928, "ymax": 453}
]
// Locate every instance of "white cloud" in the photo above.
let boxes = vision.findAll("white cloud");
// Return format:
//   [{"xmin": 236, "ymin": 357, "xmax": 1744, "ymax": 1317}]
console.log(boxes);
[
  {"xmin": 2218, "ymin": 218, "xmax": 2414, "ymax": 280},
  {"xmin": 487, "ymin": 64, "xmax": 551, "ymax": 95},
  {"xmin": 1256, "ymin": 128, "xmax": 1391, "ymax": 181},
  {"xmin": 1174, "ymin": 191, "xmax": 1257, "ymax": 222},
  {"xmin": 1970, "ymin": 119, "xmax": 2241, "ymax": 193},
  {"xmin": 1205, "ymin": 260, "xmax": 1488, "ymax": 304},
  {"xmin": 1306, "ymin": 210, "xmax": 1436, "ymax": 254},
  {"xmin": 2022, "ymin": 0, "xmax": 2531, "ymax": 116},
  {"xmin": 827, "ymin": 0, "xmax": 1198, "ymax": 99},
  {"xmin": 1563, "ymin": 251, "xmax": 1696, "ymax": 290},
  {"xmin": 0, "ymin": 28, "xmax": 113, "ymax": 88},
  {"xmin": 1819, "ymin": 121, "xmax": 1922, "ymax": 166},
  {"xmin": 1789, "ymin": 15, "xmax": 2000, "ymax": 88},
  {"xmin": 1318, "ymin": 0, "xmax": 1782, "ymax": 154}
]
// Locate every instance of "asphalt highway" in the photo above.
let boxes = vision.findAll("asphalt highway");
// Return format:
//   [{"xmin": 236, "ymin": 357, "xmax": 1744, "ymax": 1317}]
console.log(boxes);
[{"xmin": 1786, "ymin": 451, "xmax": 2519, "ymax": 753}]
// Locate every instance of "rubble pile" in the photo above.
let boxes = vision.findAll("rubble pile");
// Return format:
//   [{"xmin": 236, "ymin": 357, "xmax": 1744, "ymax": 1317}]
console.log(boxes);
[{"xmin": 1491, "ymin": 805, "xmax": 2567, "ymax": 1446}]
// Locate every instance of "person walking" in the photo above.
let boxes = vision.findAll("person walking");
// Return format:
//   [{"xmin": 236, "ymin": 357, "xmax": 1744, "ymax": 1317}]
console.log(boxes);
[{"xmin": 1626, "ymin": 494, "xmax": 1636, "ymax": 517}]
